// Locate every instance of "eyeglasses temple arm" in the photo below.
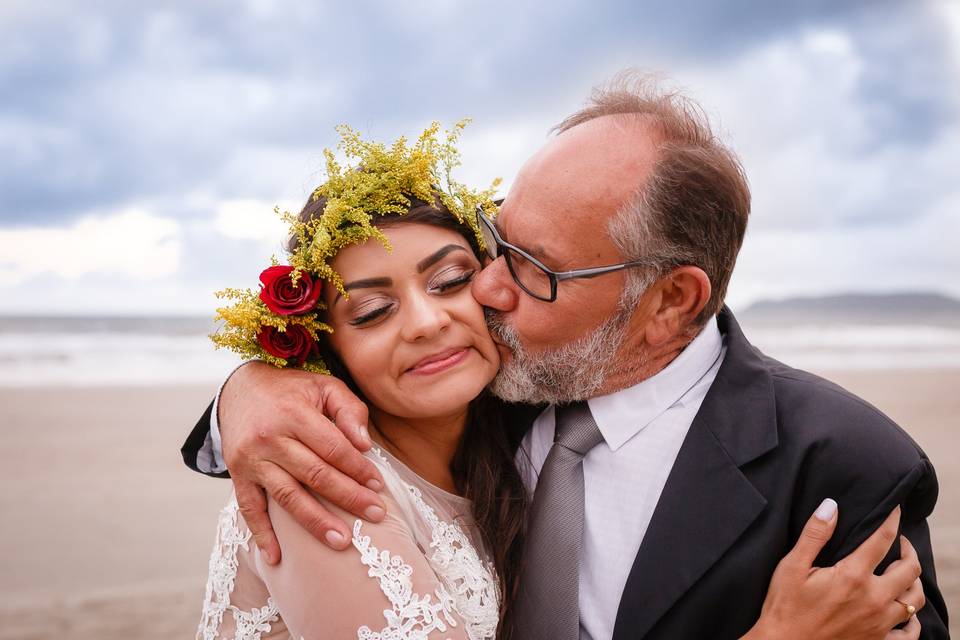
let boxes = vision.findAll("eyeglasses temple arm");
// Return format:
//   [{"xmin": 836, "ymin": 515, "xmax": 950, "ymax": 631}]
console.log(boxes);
[{"xmin": 553, "ymin": 261, "xmax": 651, "ymax": 282}]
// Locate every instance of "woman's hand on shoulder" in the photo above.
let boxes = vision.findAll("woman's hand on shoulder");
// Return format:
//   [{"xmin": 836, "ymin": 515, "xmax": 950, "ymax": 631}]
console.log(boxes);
[
  {"xmin": 743, "ymin": 500, "xmax": 924, "ymax": 640},
  {"xmin": 220, "ymin": 361, "xmax": 386, "ymax": 563}
]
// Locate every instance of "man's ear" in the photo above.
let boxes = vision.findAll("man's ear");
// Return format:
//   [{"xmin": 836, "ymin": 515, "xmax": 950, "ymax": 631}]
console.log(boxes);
[{"xmin": 644, "ymin": 266, "xmax": 711, "ymax": 346}]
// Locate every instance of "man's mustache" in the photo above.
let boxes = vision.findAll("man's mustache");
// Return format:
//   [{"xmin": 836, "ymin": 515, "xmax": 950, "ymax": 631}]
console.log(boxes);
[{"xmin": 484, "ymin": 307, "xmax": 520, "ymax": 350}]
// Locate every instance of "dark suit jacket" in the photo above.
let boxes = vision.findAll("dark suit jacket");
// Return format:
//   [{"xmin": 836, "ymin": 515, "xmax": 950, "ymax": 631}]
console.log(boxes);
[{"xmin": 182, "ymin": 308, "xmax": 950, "ymax": 639}]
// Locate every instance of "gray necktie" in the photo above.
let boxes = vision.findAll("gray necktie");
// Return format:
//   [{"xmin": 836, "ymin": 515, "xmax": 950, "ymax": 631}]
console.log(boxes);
[{"xmin": 515, "ymin": 401, "xmax": 605, "ymax": 640}]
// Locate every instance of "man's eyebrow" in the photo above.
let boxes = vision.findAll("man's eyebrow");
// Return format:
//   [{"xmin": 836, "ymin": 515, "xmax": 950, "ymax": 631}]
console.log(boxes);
[
  {"xmin": 528, "ymin": 243, "xmax": 552, "ymax": 262},
  {"xmin": 495, "ymin": 220, "xmax": 552, "ymax": 263},
  {"xmin": 334, "ymin": 277, "xmax": 393, "ymax": 304},
  {"xmin": 416, "ymin": 244, "xmax": 468, "ymax": 273}
]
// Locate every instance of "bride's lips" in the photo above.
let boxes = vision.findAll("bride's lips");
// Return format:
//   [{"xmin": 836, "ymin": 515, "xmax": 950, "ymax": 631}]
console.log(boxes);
[{"xmin": 406, "ymin": 347, "xmax": 470, "ymax": 375}]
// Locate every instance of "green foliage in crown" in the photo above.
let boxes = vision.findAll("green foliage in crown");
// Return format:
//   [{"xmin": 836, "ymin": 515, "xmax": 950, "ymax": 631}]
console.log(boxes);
[{"xmin": 209, "ymin": 120, "xmax": 501, "ymax": 372}]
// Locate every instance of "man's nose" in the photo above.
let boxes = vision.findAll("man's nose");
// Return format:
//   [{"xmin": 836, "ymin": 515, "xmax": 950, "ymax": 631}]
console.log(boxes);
[{"xmin": 471, "ymin": 256, "xmax": 519, "ymax": 312}]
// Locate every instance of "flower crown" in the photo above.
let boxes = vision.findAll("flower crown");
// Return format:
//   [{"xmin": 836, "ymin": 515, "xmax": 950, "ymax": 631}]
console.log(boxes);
[{"xmin": 210, "ymin": 120, "xmax": 501, "ymax": 372}]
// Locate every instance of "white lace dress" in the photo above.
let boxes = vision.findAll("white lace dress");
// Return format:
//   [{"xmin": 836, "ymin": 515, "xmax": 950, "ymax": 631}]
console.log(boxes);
[{"xmin": 196, "ymin": 447, "xmax": 501, "ymax": 640}]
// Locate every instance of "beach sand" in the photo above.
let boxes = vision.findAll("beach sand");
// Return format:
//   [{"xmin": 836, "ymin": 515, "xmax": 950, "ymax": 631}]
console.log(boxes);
[{"xmin": 1, "ymin": 371, "xmax": 957, "ymax": 639}]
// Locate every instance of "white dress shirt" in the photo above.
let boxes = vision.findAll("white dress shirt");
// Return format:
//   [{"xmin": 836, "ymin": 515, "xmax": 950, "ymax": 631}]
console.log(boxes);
[
  {"xmin": 196, "ymin": 364, "xmax": 243, "ymax": 475},
  {"xmin": 517, "ymin": 317, "xmax": 725, "ymax": 640}
]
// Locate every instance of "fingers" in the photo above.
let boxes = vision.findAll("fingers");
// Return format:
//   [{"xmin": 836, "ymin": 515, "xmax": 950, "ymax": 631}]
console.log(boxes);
[
  {"xmin": 842, "ymin": 506, "xmax": 901, "ymax": 575},
  {"xmin": 235, "ymin": 476, "xmax": 281, "ymax": 564},
  {"xmin": 259, "ymin": 461, "xmax": 353, "ymax": 550},
  {"xmin": 317, "ymin": 376, "xmax": 371, "ymax": 451},
  {"xmin": 884, "ymin": 612, "xmax": 920, "ymax": 640},
  {"xmin": 294, "ymin": 410, "xmax": 384, "ymax": 492},
  {"xmin": 882, "ymin": 576, "xmax": 925, "ymax": 627},
  {"xmin": 787, "ymin": 498, "xmax": 839, "ymax": 568},
  {"xmin": 903, "ymin": 576, "xmax": 926, "ymax": 614},
  {"xmin": 878, "ymin": 535, "xmax": 923, "ymax": 600},
  {"xmin": 279, "ymin": 438, "xmax": 386, "ymax": 522}
]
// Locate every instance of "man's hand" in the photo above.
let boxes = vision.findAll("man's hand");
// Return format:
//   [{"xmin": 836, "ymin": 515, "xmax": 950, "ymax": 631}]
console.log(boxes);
[
  {"xmin": 220, "ymin": 361, "xmax": 386, "ymax": 563},
  {"xmin": 744, "ymin": 499, "xmax": 925, "ymax": 640}
]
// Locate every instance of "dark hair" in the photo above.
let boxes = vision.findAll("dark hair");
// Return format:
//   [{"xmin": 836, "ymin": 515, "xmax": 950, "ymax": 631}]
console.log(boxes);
[
  {"xmin": 291, "ymin": 192, "xmax": 526, "ymax": 638},
  {"xmin": 554, "ymin": 70, "xmax": 751, "ymax": 326}
]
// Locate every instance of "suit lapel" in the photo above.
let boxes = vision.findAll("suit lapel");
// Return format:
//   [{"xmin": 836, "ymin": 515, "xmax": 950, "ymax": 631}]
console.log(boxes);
[{"xmin": 612, "ymin": 308, "xmax": 778, "ymax": 639}]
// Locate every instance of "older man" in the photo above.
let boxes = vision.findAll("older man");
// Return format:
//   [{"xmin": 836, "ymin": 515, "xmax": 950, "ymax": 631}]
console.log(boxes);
[{"xmin": 183, "ymin": 73, "xmax": 946, "ymax": 638}]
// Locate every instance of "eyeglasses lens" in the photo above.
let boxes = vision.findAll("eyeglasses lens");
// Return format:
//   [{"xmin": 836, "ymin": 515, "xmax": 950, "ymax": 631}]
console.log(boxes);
[
  {"xmin": 477, "ymin": 209, "xmax": 553, "ymax": 301},
  {"xmin": 479, "ymin": 220, "xmax": 498, "ymax": 261},
  {"xmin": 504, "ymin": 249, "xmax": 553, "ymax": 300}
]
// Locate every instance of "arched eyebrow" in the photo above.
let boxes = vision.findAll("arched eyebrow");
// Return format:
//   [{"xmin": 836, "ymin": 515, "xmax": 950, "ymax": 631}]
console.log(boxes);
[{"xmin": 416, "ymin": 244, "xmax": 468, "ymax": 273}]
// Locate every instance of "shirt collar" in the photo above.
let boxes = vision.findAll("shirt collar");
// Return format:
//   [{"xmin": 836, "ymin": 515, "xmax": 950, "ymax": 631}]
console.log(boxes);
[{"xmin": 586, "ymin": 316, "xmax": 723, "ymax": 451}]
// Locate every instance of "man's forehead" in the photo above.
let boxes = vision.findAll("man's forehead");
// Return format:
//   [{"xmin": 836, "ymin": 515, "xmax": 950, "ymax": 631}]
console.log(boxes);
[
  {"xmin": 509, "ymin": 119, "xmax": 655, "ymax": 217},
  {"xmin": 493, "ymin": 205, "xmax": 550, "ymax": 261},
  {"xmin": 497, "ymin": 193, "xmax": 621, "ymax": 267},
  {"xmin": 497, "ymin": 117, "xmax": 657, "ymax": 262}
]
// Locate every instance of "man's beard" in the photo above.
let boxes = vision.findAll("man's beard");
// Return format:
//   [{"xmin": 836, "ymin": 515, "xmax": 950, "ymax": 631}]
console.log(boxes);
[{"xmin": 486, "ymin": 300, "xmax": 637, "ymax": 405}]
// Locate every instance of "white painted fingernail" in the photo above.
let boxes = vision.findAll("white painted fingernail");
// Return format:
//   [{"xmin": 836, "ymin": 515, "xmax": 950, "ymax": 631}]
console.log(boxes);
[
  {"xmin": 325, "ymin": 530, "xmax": 346, "ymax": 547},
  {"xmin": 359, "ymin": 425, "xmax": 370, "ymax": 444},
  {"xmin": 815, "ymin": 498, "xmax": 838, "ymax": 521}
]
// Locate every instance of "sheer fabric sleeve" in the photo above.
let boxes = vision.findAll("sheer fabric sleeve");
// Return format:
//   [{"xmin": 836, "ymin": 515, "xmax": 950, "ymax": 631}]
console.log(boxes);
[{"xmin": 255, "ymin": 489, "xmax": 472, "ymax": 640}]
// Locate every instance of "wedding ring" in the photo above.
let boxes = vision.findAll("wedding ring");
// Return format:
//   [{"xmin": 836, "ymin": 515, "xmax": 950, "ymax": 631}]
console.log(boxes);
[{"xmin": 895, "ymin": 598, "xmax": 917, "ymax": 619}]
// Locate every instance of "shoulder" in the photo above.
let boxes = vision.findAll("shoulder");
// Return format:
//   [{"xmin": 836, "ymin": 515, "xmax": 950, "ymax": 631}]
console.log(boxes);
[
  {"xmin": 757, "ymin": 357, "xmax": 938, "ymax": 521},
  {"xmin": 765, "ymin": 357, "xmax": 925, "ymax": 462},
  {"xmin": 263, "ymin": 452, "xmax": 425, "ymax": 567},
  {"xmin": 721, "ymin": 309, "xmax": 929, "ymax": 470}
]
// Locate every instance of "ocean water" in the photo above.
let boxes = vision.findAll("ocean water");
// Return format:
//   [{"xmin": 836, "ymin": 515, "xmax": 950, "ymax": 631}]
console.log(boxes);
[
  {"xmin": 741, "ymin": 322, "xmax": 960, "ymax": 371},
  {"xmin": 0, "ymin": 316, "xmax": 238, "ymax": 387},
  {"xmin": 0, "ymin": 316, "xmax": 959, "ymax": 387}
]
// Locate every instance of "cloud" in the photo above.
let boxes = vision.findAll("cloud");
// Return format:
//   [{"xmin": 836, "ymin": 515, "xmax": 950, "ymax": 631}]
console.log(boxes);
[
  {"xmin": 0, "ymin": 209, "xmax": 181, "ymax": 284},
  {"xmin": 672, "ymin": 22, "xmax": 960, "ymax": 233},
  {"xmin": 214, "ymin": 198, "xmax": 297, "ymax": 244},
  {"xmin": 0, "ymin": 1, "xmax": 957, "ymax": 311},
  {"xmin": 1, "ymin": 0, "xmax": 910, "ymax": 224}
]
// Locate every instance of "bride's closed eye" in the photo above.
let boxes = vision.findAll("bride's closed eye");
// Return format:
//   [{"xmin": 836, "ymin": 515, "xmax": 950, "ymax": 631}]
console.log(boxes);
[
  {"xmin": 428, "ymin": 267, "xmax": 476, "ymax": 294},
  {"xmin": 349, "ymin": 298, "xmax": 394, "ymax": 326}
]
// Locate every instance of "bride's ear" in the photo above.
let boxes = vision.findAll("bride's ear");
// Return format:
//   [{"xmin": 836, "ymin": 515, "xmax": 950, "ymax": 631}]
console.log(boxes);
[{"xmin": 643, "ymin": 267, "xmax": 711, "ymax": 346}]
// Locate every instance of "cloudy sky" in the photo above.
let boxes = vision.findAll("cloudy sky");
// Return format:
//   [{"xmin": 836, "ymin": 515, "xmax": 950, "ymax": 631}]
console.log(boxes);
[{"xmin": 2, "ymin": 0, "xmax": 958, "ymax": 315}]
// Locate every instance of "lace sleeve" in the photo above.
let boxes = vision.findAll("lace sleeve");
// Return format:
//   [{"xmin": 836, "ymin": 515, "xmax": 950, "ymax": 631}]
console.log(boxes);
[{"xmin": 255, "ymin": 489, "xmax": 472, "ymax": 640}]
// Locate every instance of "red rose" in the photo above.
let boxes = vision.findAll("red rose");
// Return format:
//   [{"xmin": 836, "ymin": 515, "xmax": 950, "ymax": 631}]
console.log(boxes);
[
  {"xmin": 256, "ymin": 324, "xmax": 319, "ymax": 366},
  {"xmin": 259, "ymin": 265, "xmax": 322, "ymax": 316}
]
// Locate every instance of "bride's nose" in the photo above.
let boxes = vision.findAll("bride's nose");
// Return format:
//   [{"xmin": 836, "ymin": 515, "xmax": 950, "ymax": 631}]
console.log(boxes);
[{"xmin": 399, "ymin": 293, "xmax": 451, "ymax": 342}]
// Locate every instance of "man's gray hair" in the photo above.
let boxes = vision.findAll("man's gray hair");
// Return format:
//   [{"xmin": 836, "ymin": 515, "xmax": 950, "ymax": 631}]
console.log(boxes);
[{"xmin": 554, "ymin": 70, "xmax": 751, "ymax": 326}]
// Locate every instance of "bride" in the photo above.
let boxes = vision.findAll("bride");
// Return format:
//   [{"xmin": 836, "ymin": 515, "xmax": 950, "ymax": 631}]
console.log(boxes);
[
  {"xmin": 198, "ymin": 123, "xmax": 525, "ymax": 639},
  {"xmin": 195, "ymin": 124, "xmax": 924, "ymax": 640}
]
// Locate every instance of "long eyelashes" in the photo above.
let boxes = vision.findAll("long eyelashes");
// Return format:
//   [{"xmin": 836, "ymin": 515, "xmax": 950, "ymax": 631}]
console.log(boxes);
[
  {"xmin": 348, "ymin": 270, "xmax": 477, "ymax": 327},
  {"xmin": 348, "ymin": 304, "xmax": 393, "ymax": 326},
  {"xmin": 430, "ymin": 270, "xmax": 476, "ymax": 293}
]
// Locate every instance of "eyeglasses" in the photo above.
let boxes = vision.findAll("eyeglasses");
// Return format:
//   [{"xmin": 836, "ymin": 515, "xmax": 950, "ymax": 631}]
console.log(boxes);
[{"xmin": 475, "ymin": 206, "xmax": 652, "ymax": 302}]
